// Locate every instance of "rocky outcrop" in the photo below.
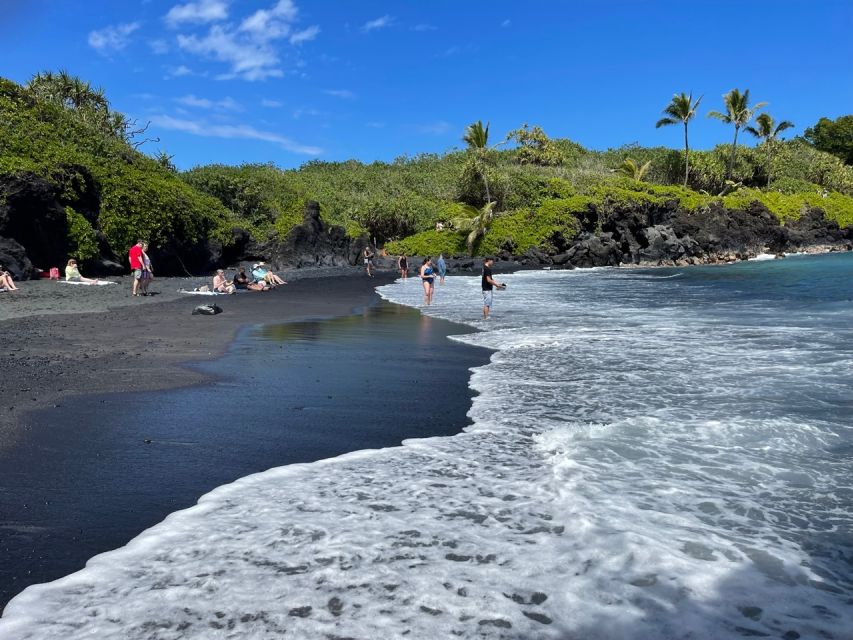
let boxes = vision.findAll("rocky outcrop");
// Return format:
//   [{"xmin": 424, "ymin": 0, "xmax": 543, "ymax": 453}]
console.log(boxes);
[
  {"xmin": 262, "ymin": 201, "xmax": 367, "ymax": 268},
  {"xmin": 0, "ymin": 173, "xmax": 68, "ymax": 277}
]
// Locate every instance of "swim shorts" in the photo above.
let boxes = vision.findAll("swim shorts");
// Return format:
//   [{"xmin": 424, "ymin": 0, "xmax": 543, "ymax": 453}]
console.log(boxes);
[{"xmin": 482, "ymin": 290, "xmax": 493, "ymax": 307}]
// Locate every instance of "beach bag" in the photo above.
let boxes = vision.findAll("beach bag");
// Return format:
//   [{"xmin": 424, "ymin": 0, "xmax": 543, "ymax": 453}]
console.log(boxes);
[
  {"xmin": 192, "ymin": 304, "xmax": 222, "ymax": 316},
  {"xmin": 49, "ymin": 267, "xmax": 60, "ymax": 280}
]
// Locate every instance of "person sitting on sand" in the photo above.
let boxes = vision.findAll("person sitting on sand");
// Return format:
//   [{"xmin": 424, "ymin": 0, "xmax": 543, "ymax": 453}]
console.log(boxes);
[
  {"xmin": 212, "ymin": 269, "xmax": 235, "ymax": 294},
  {"xmin": 252, "ymin": 262, "xmax": 286, "ymax": 287},
  {"xmin": 0, "ymin": 264, "xmax": 19, "ymax": 291},
  {"xmin": 234, "ymin": 266, "xmax": 266, "ymax": 291},
  {"xmin": 65, "ymin": 259, "xmax": 99, "ymax": 284}
]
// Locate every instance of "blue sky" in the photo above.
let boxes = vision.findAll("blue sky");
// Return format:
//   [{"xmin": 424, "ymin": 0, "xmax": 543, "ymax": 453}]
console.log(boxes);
[{"xmin": 2, "ymin": 0, "xmax": 852, "ymax": 170}]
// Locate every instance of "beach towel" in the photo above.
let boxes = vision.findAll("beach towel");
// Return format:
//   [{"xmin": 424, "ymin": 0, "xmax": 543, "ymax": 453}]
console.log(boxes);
[
  {"xmin": 59, "ymin": 280, "xmax": 118, "ymax": 286},
  {"xmin": 178, "ymin": 289, "xmax": 229, "ymax": 296}
]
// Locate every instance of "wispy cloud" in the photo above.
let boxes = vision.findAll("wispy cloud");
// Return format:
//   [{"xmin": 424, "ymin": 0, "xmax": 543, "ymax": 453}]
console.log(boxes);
[
  {"xmin": 164, "ymin": 0, "xmax": 229, "ymax": 28},
  {"xmin": 361, "ymin": 15, "xmax": 393, "ymax": 33},
  {"xmin": 175, "ymin": 1, "xmax": 319, "ymax": 81},
  {"xmin": 501, "ymin": 19, "xmax": 511, "ymax": 28},
  {"xmin": 324, "ymin": 89, "xmax": 355, "ymax": 99},
  {"xmin": 289, "ymin": 25, "xmax": 320, "ymax": 45},
  {"xmin": 88, "ymin": 22, "xmax": 140, "ymax": 54},
  {"xmin": 150, "ymin": 114, "xmax": 322, "ymax": 155},
  {"xmin": 176, "ymin": 94, "xmax": 242, "ymax": 110},
  {"xmin": 366, "ymin": 121, "xmax": 385, "ymax": 129},
  {"xmin": 164, "ymin": 64, "xmax": 195, "ymax": 78},
  {"xmin": 292, "ymin": 107, "xmax": 321, "ymax": 119},
  {"xmin": 149, "ymin": 38, "xmax": 169, "ymax": 54},
  {"xmin": 261, "ymin": 99, "xmax": 283, "ymax": 108},
  {"xmin": 416, "ymin": 120, "xmax": 451, "ymax": 135},
  {"xmin": 412, "ymin": 23, "xmax": 437, "ymax": 32}
]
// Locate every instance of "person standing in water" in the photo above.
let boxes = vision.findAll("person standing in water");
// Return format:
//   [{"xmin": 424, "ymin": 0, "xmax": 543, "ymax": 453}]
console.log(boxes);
[
  {"xmin": 397, "ymin": 254, "xmax": 408, "ymax": 279},
  {"xmin": 437, "ymin": 253, "xmax": 447, "ymax": 285},
  {"xmin": 481, "ymin": 257, "xmax": 505, "ymax": 320},
  {"xmin": 420, "ymin": 257, "xmax": 435, "ymax": 306}
]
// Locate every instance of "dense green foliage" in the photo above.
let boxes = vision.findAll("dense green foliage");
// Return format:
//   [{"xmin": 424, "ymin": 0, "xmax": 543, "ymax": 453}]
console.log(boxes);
[
  {"xmin": 804, "ymin": 115, "xmax": 853, "ymax": 165},
  {"xmin": 2, "ymin": 72, "xmax": 852, "ymax": 268},
  {"xmin": 0, "ymin": 76, "xmax": 231, "ymax": 260}
]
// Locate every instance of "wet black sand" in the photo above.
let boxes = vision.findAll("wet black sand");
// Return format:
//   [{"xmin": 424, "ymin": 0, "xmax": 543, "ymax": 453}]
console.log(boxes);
[{"xmin": 0, "ymin": 276, "xmax": 490, "ymax": 611}]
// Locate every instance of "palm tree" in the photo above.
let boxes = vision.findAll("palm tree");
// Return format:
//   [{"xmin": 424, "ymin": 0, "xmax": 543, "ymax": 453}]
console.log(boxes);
[
  {"xmin": 745, "ymin": 113, "xmax": 794, "ymax": 187},
  {"xmin": 462, "ymin": 120, "xmax": 492, "ymax": 204},
  {"xmin": 655, "ymin": 92, "xmax": 702, "ymax": 187},
  {"xmin": 617, "ymin": 158, "xmax": 651, "ymax": 182},
  {"xmin": 707, "ymin": 88, "xmax": 767, "ymax": 179},
  {"xmin": 450, "ymin": 201, "xmax": 496, "ymax": 255}
]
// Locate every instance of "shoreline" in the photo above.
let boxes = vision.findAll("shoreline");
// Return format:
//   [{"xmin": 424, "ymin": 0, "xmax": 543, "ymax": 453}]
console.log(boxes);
[{"xmin": 0, "ymin": 273, "xmax": 493, "ymax": 610}]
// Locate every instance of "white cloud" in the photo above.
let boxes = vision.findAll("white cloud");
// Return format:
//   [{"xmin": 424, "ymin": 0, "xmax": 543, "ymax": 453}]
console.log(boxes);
[
  {"xmin": 149, "ymin": 38, "xmax": 169, "ymax": 54},
  {"xmin": 324, "ymin": 89, "xmax": 354, "ymax": 99},
  {"xmin": 178, "ymin": 25, "xmax": 283, "ymax": 81},
  {"xmin": 501, "ymin": 19, "xmax": 511, "ymax": 28},
  {"xmin": 366, "ymin": 121, "xmax": 385, "ymax": 128},
  {"xmin": 175, "ymin": 1, "xmax": 318, "ymax": 81},
  {"xmin": 165, "ymin": 0, "xmax": 229, "ymax": 27},
  {"xmin": 416, "ymin": 121, "xmax": 451, "ymax": 135},
  {"xmin": 361, "ymin": 15, "xmax": 393, "ymax": 33},
  {"xmin": 289, "ymin": 25, "xmax": 320, "ymax": 45},
  {"xmin": 150, "ymin": 114, "xmax": 322, "ymax": 155},
  {"xmin": 261, "ymin": 99, "xmax": 283, "ymax": 108},
  {"xmin": 164, "ymin": 65, "xmax": 194, "ymax": 78},
  {"xmin": 175, "ymin": 94, "xmax": 242, "ymax": 110},
  {"xmin": 292, "ymin": 107, "xmax": 321, "ymax": 119},
  {"xmin": 88, "ymin": 22, "xmax": 140, "ymax": 54},
  {"xmin": 412, "ymin": 24, "xmax": 437, "ymax": 32}
]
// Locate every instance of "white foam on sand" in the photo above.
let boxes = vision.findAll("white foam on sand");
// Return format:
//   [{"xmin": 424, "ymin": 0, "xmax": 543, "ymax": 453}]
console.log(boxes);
[{"xmin": 1, "ymin": 267, "xmax": 852, "ymax": 639}]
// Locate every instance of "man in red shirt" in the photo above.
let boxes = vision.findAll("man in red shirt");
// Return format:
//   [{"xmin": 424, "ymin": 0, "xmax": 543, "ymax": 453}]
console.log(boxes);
[{"xmin": 128, "ymin": 240, "xmax": 145, "ymax": 297}]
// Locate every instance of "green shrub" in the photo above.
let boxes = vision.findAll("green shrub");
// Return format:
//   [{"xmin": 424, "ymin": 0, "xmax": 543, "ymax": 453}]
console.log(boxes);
[
  {"xmin": 65, "ymin": 206, "xmax": 98, "ymax": 261},
  {"xmin": 385, "ymin": 230, "xmax": 468, "ymax": 257}
]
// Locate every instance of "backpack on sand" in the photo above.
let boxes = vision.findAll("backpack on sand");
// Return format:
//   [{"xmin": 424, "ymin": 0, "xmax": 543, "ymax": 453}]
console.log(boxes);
[{"xmin": 192, "ymin": 304, "xmax": 222, "ymax": 316}]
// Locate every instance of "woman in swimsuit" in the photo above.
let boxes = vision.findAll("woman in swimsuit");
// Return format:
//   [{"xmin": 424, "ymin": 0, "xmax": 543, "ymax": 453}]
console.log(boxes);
[
  {"xmin": 419, "ymin": 257, "xmax": 435, "ymax": 306},
  {"xmin": 398, "ymin": 254, "xmax": 408, "ymax": 279}
]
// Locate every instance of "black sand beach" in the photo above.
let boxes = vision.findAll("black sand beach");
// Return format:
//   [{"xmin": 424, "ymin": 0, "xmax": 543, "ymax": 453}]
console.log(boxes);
[{"xmin": 0, "ymin": 273, "xmax": 490, "ymax": 610}]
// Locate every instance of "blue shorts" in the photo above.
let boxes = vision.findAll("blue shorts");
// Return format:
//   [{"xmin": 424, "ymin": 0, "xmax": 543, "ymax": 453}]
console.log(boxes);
[{"xmin": 482, "ymin": 290, "xmax": 493, "ymax": 307}]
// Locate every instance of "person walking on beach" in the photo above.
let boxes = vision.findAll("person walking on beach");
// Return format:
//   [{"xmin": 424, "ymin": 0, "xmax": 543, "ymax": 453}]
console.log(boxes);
[
  {"xmin": 128, "ymin": 240, "xmax": 145, "ymax": 297},
  {"xmin": 140, "ymin": 242, "xmax": 153, "ymax": 296},
  {"xmin": 481, "ymin": 257, "xmax": 505, "ymax": 320},
  {"xmin": 363, "ymin": 246, "xmax": 375, "ymax": 277},
  {"xmin": 437, "ymin": 253, "xmax": 447, "ymax": 285},
  {"xmin": 420, "ymin": 257, "xmax": 436, "ymax": 306},
  {"xmin": 397, "ymin": 254, "xmax": 408, "ymax": 279}
]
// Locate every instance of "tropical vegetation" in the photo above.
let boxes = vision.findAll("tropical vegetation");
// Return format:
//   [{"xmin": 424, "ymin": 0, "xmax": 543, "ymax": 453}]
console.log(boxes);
[{"xmin": 2, "ymin": 71, "xmax": 852, "ymax": 269}]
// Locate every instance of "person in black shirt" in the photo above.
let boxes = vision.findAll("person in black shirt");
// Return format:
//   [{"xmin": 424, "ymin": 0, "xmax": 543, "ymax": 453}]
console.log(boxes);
[{"xmin": 481, "ymin": 257, "xmax": 505, "ymax": 319}]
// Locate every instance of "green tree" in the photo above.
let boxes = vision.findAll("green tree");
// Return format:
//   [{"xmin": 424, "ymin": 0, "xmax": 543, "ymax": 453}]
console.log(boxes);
[
  {"xmin": 450, "ymin": 201, "xmax": 496, "ymax": 255},
  {"xmin": 506, "ymin": 123, "xmax": 564, "ymax": 166},
  {"xmin": 617, "ymin": 158, "xmax": 651, "ymax": 182},
  {"xmin": 745, "ymin": 113, "xmax": 794, "ymax": 187},
  {"xmin": 462, "ymin": 120, "xmax": 493, "ymax": 204},
  {"xmin": 708, "ymin": 88, "xmax": 767, "ymax": 179},
  {"xmin": 804, "ymin": 115, "xmax": 853, "ymax": 165},
  {"xmin": 655, "ymin": 92, "xmax": 703, "ymax": 187}
]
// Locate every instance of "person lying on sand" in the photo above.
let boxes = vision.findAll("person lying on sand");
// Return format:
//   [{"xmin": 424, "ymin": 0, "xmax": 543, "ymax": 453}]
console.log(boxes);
[
  {"xmin": 212, "ymin": 269, "xmax": 236, "ymax": 294},
  {"xmin": 0, "ymin": 264, "xmax": 19, "ymax": 291},
  {"xmin": 65, "ymin": 259, "xmax": 99, "ymax": 284}
]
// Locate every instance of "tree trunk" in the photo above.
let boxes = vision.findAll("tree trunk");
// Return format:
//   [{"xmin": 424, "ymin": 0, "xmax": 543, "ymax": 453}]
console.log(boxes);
[
  {"xmin": 683, "ymin": 122, "xmax": 690, "ymax": 188},
  {"xmin": 728, "ymin": 126, "xmax": 739, "ymax": 179},
  {"xmin": 766, "ymin": 142, "xmax": 772, "ymax": 188}
]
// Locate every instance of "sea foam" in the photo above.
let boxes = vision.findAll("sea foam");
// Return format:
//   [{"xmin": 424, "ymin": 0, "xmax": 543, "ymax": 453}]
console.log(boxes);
[{"xmin": 1, "ymin": 260, "xmax": 852, "ymax": 639}]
